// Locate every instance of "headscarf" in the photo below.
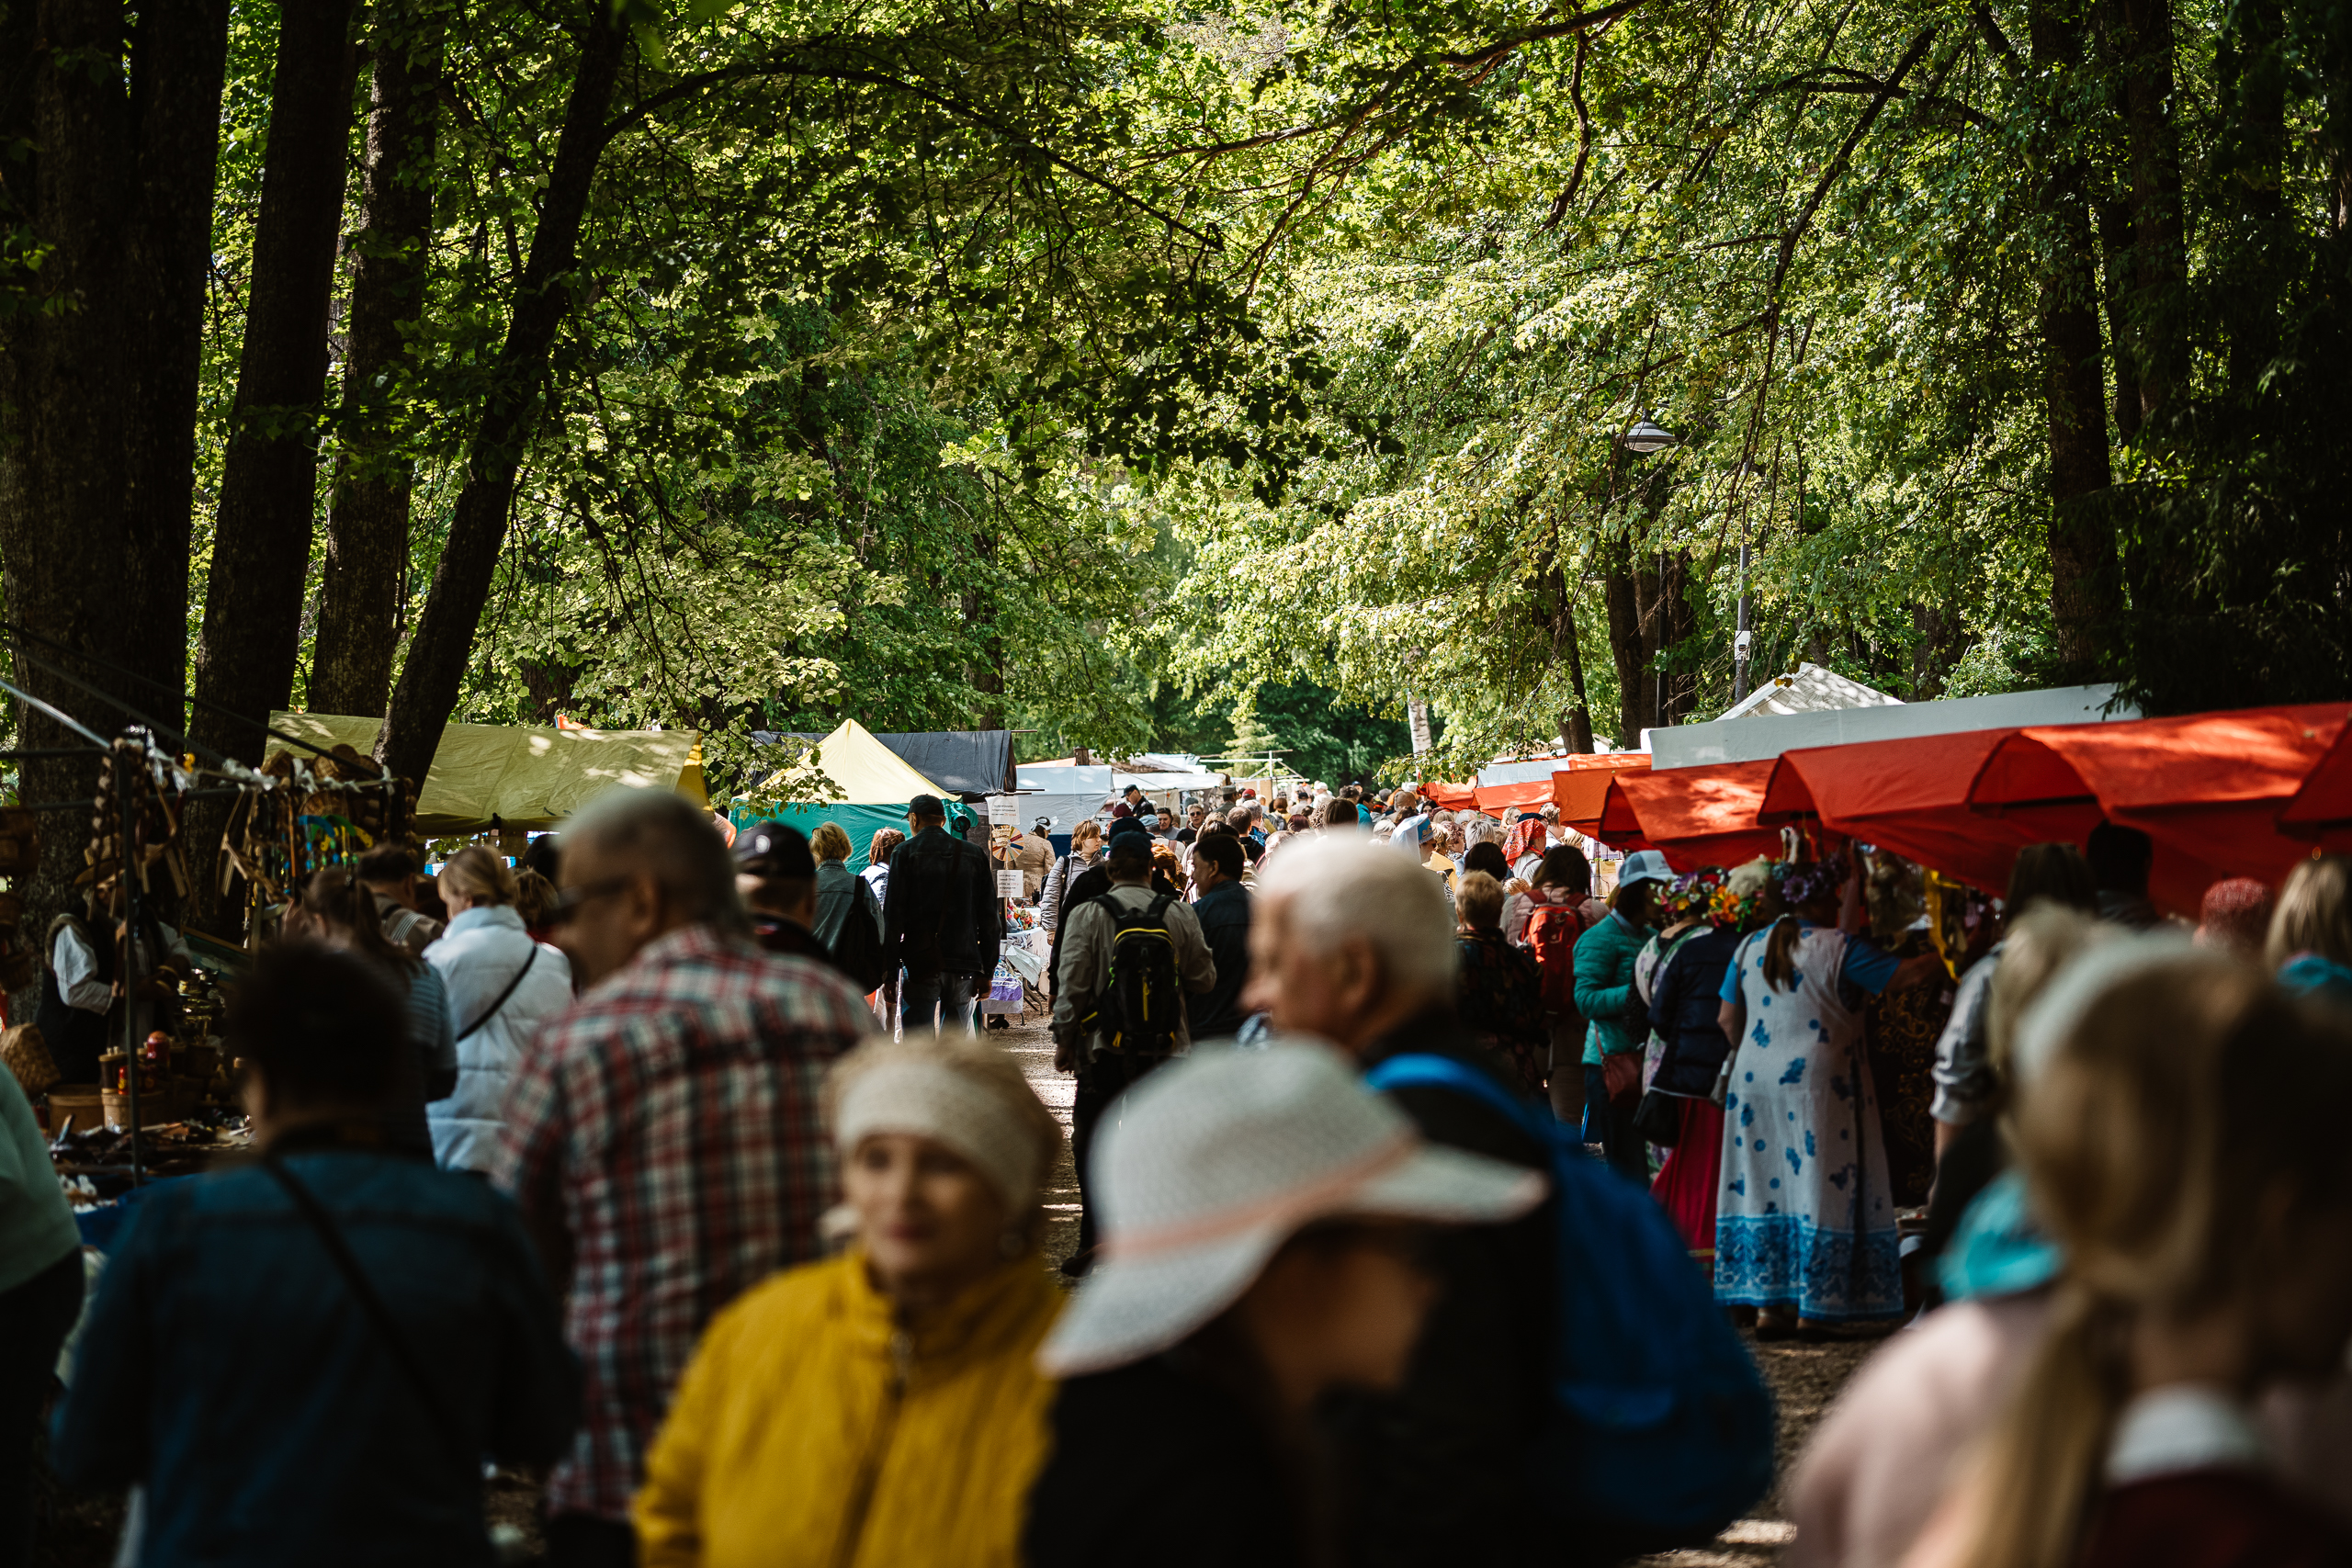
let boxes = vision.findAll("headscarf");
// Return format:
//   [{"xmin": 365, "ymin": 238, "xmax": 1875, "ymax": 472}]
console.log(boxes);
[{"xmin": 1503, "ymin": 817, "xmax": 1547, "ymax": 867}]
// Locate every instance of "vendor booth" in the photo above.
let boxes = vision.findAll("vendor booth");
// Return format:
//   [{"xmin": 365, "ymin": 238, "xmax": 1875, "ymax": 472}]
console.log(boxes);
[
  {"xmin": 736, "ymin": 719, "xmax": 969, "ymax": 869},
  {"xmin": 269, "ymin": 712, "xmax": 707, "ymax": 835}
]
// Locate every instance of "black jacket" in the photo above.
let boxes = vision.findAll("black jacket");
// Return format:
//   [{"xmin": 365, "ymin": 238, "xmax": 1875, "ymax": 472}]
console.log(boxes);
[
  {"xmin": 1027, "ymin": 1351, "xmax": 1301, "ymax": 1568},
  {"xmin": 1189, "ymin": 881, "xmax": 1253, "ymax": 1037},
  {"xmin": 1646, "ymin": 925, "xmax": 1743, "ymax": 1098},
  {"xmin": 880, "ymin": 825, "xmax": 1001, "ymax": 977},
  {"xmin": 1340, "ymin": 1010, "xmax": 1557, "ymax": 1568}
]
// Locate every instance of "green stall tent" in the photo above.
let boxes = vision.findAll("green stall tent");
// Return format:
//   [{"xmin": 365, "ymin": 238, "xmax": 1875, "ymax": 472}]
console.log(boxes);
[{"xmin": 730, "ymin": 719, "xmax": 972, "ymax": 871}]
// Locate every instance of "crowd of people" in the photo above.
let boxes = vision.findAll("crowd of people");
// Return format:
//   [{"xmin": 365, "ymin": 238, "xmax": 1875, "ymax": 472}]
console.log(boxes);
[{"xmin": 0, "ymin": 772, "xmax": 2347, "ymax": 1568}]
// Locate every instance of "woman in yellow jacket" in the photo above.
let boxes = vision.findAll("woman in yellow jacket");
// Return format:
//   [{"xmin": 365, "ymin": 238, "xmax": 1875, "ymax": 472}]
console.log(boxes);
[{"xmin": 636, "ymin": 1034, "xmax": 1066, "ymax": 1568}]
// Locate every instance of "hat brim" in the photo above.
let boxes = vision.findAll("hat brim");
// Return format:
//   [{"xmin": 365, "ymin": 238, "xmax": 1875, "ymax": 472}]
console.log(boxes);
[{"xmin": 1036, "ymin": 1145, "xmax": 1543, "ymax": 1378}]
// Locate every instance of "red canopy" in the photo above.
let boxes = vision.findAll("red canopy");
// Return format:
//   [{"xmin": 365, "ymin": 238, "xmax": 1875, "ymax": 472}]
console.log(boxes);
[
  {"xmin": 1966, "ymin": 703, "xmax": 2349, "ymax": 915},
  {"xmin": 1556, "ymin": 757, "xmax": 1653, "ymax": 838},
  {"xmin": 2280, "ymin": 721, "xmax": 2352, "ymax": 852},
  {"xmin": 1599, "ymin": 759, "xmax": 1784, "ymax": 871},
  {"xmin": 1423, "ymin": 753, "xmax": 1648, "ymax": 819},
  {"xmin": 1760, "ymin": 728, "xmax": 2047, "ymax": 895}
]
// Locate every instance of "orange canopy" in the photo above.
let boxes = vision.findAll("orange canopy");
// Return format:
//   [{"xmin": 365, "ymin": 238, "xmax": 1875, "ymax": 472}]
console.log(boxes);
[
  {"xmin": 1599, "ymin": 759, "xmax": 1784, "ymax": 871},
  {"xmin": 1966, "ymin": 703, "xmax": 2349, "ymax": 915},
  {"xmin": 2280, "ymin": 722, "xmax": 2352, "ymax": 852},
  {"xmin": 1760, "ymin": 728, "xmax": 2047, "ymax": 895},
  {"xmin": 1421, "ymin": 753, "xmax": 1648, "ymax": 819},
  {"xmin": 1555, "ymin": 756, "xmax": 1653, "ymax": 837}
]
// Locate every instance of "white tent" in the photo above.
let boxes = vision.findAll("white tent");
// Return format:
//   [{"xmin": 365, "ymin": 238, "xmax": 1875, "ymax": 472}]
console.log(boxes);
[
  {"xmin": 1014, "ymin": 764, "xmax": 1117, "ymax": 836},
  {"xmin": 1647, "ymin": 669, "xmax": 2135, "ymax": 769}
]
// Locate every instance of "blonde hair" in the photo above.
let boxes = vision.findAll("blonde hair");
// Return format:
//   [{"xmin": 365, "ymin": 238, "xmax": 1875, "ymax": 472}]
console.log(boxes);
[
  {"xmin": 2267, "ymin": 854, "xmax": 2352, "ymax": 971},
  {"xmin": 1982, "ymin": 906, "xmax": 2109, "ymax": 1110},
  {"xmin": 1072, "ymin": 820, "xmax": 1102, "ymax": 848},
  {"xmin": 1457, "ymin": 871, "xmax": 1506, "ymax": 931},
  {"xmin": 1955, "ymin": 956, "xmax": 2352, "ymax": 1568},
  {"xmin": 809, "ymin": 821, "xmax": 854, "ymax": 863},
  {"xmin": 438, "ymin": 844, "xmax": 519, "ymax": 908}
]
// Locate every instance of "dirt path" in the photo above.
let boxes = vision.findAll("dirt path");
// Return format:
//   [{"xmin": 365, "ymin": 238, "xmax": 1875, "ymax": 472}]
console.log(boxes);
[{"xmin": 991, "ymin": 1016, "xmax": 1882, "ymax": 1566}]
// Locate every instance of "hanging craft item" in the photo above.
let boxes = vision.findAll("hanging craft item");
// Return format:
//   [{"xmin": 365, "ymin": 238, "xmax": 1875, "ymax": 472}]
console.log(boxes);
[
  {"xmin": 220, "ymin": 744, "xmax": 413, "ymax": 903},
  {"xmin": 79, "ymin": 737, "xmax": 190, "ymax": 906}
]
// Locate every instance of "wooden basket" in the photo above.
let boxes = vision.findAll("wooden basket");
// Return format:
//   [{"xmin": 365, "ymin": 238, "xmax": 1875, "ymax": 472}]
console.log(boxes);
[
  {"xmin": 46, "ymin": 1085, "xmax": 104, "ymax": 1134},
  {"xmin": 1, "ymin": 1023, "xmax": 57, "ymax": 1096}
]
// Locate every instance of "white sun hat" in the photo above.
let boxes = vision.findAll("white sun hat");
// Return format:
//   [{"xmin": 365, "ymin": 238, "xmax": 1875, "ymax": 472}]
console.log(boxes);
[{"xmin": 1037, "ymin": 1043, "xmax": 1546, "ymax": 1378}]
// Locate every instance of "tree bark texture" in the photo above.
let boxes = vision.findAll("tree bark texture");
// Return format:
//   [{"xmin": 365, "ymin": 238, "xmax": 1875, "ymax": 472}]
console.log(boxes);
[
  {"xmin": 0, "ymin": 0, "xmax": 228, "ymax": 957},
  {"xmin": 1600, "ymin": 539, "xmax": 1654, "ymax": 748},
  {"xmin": 376, "ymin": 10, "xmax": 629, "ymax": 787},
  {"xmin": 2222, "ymin": 0, "xmax": 2284, "ymax": 396},
  {"xmin": 2032, "ymin": 0, "xmax": 2121, "ymax": 677},
  {"xmin": 311, "ymin": 4, "xmax": 445, "ymax": 718},
  {"xmin": 188, "ymin": 0, "xmax": 359, "ymax": 768},
  {"xmin": 2114, "ymin": 0, "xmax": 2188, "ymax": 424},
  {"xmin": 2094, "ymin": 197, "xmax": 2143, "ymax": 446}
]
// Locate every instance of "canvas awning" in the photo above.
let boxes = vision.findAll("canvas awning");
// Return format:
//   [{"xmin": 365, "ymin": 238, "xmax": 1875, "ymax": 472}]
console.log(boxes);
[
  {"xmin": 1421, "ymin": 753, "xmax": 1648, "ymax": 818},
  {"xmin": 270, "ymin": 713, "xmax": 707, "ymax": 837},
  {"xmin": 1649, "ymin": 679, "xmax": 2131, "ymax": 769},
  {"xmin": 1760, "ymin": 728, "xmax": 2048, "ymax": 895},
  {"xmin": 765, "ymin": 719, "xmax": 952, "ymax": 803},
  {"xmin": 1597, "ymin": 759, "xmax": 1783, "ymax": 870},
  {"xmin": 876, "ymin": 730, "xmax": 1015, "ymax": 798},
  {"xmin": 1965, "ymin": 703, "xmax": 2349, "ymax": 915},
  {"xmin": 2281, "ymin": 722, "xmax": 2352, "ymax": 852}
]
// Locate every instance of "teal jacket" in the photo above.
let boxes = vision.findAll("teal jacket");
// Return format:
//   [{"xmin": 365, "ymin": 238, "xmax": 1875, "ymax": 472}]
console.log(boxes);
[{"xmin": 1572, "ymin": 908, "xmax": 1650, "ymax": 1066}]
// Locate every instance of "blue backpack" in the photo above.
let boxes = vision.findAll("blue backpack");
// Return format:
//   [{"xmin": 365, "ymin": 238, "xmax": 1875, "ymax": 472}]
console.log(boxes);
[{"xmin": 1364, "ymin": 1052, "xmax": 1776, "ymax": 1549}]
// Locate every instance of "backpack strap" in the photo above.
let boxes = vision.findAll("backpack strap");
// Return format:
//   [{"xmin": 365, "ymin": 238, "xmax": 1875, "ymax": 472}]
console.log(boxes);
[{"xmin": 1364, "ymin": 1052, "xmax": 1548, "ymax": 1144}]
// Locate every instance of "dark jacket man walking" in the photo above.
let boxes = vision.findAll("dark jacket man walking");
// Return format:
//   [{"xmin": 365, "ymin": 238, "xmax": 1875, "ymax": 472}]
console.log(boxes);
[{"xmin": 881, "ymin": 793, "xmax": 1002, "ymax": 1035}]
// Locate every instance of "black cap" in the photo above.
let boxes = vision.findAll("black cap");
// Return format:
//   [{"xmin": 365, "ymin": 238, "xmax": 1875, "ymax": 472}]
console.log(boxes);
[
  {"xmin": 1107, "ymin": 815, "xmax": 1149, "ymax": 842},
  {"xmin": 907, "ymin": 794, "xmax": 944, "ymax": 819},
  {"xmin": 735, "ymin": 821, "xmax": 816, "ymax": 878}
]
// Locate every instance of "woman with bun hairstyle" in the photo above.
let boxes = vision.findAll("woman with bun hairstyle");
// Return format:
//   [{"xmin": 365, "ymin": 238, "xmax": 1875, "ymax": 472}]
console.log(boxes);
[{"xmin": 635, "ymin": 1036, "xmax": 1066, "ymax": 1568}]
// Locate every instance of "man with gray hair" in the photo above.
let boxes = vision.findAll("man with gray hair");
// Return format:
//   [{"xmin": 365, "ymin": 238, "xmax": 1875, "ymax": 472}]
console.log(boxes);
[
  {"xmin": 495, "ymin": 788, "xmax": 874, "ymax": 1568},
  {"xmin": 1240, "ymin": 833, "xmax": 1559, "ymax": 1568}
]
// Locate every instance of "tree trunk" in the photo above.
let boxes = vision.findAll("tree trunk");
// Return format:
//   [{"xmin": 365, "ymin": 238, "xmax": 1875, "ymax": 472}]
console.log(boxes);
[
  {"xmin": 376, "ymin": 10, "xmax": 630, "ymax": 787},
  {"xmin": 1555, "ymin": 571, "xmax": 1595, "ymax": 754},
  {"xmin": 311, "ymin": 4, "xmax": 444, "ymax": 718},
  {"xmin": 188, "ymin": 0, "xmax": 358, "ymax": 772},
  {"xmin": 2033, "ymin": 0, "xmax": 2120, "ymax": 678},
  {"xmin": 1600, "ymin": 541, "xmax": 1652, "ymax": 747},
  {"xmin": 2115, "ymin": 0, "xmax": 2188, "ymax": 426},
  {"xmin": 2222, "ymin": 0, "xmax": 2284, "ymax": 397},
  {"xmin": 0, "ymin": 0, "xmax": 228, "ymax": 960},
  {"xmin": 2094, "ymin": 197, "xmax": 2143, "ymax": 447}
]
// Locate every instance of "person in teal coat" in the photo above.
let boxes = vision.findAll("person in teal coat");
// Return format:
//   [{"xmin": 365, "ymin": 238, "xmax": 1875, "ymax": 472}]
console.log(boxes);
[{"xmin": 1574, "ymin": 851, "xmax": 1673, "ymax": 1179}]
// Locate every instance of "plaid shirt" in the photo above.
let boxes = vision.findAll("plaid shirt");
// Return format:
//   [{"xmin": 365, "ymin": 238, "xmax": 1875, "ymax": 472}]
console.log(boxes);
[{"xmin": 493, "ymin": 922, "xmax": 872, "ymax": 1520}]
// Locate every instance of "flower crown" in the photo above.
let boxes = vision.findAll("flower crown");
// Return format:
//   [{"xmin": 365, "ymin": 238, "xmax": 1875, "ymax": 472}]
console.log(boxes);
[{"xmin": 1776, "ymin": 852, "xmax": 1849, "ymax": 910}]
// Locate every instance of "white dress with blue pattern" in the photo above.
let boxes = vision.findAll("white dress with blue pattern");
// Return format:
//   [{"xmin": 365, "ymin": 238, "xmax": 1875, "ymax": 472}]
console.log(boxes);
[{"xmin": 1713, "ymin": 924, "xmax": 1902, "ymax": 1319}]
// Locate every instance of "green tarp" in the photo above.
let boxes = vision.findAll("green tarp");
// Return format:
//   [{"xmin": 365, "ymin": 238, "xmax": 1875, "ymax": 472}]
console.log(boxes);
[{"xmin": 726, "ymin": 800, "xmax": 976, "ymax": 873}]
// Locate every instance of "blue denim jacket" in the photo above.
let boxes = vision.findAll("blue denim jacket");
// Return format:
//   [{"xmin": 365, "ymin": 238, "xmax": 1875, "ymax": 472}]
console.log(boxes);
[{"xmin": 54, "ymin": 1133, "xmax": 578, "ymax": 1567}]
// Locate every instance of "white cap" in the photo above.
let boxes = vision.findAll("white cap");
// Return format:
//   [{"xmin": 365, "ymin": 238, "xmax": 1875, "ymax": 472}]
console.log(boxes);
[{"xmin": 1037, "ymin": 1044, "xmax": 1544, "ymax": 1377}]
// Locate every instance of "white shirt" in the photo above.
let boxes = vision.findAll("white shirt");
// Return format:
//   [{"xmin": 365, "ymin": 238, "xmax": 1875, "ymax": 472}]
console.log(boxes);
[
  {"xmin": 51, "ymin": 925, "xmax": 109, "ymax": 1013},
  {"xmin": 2108, "ymin": 1385, "xmax": 2267, "ymax": 1483}
]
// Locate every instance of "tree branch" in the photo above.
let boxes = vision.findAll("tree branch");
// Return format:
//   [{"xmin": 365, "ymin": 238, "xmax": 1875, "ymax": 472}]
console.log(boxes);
[
  {"xmin": 1770, "ymin": 26, "xmax": 1938, "ymax": 299},
  {"xmin": 1436, "ymin": 0, "xmax": 1652, "ymax": 71}
]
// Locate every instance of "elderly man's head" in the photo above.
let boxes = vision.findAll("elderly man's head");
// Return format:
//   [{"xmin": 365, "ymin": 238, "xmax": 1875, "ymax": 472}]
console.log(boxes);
[
  {"xmin": 553, "ymin": 788, "xmax": 746, "ymax": 987},
  {"xmin": 1239, "ymin": 835, "xmax": 1457, "ymax": 1052}
]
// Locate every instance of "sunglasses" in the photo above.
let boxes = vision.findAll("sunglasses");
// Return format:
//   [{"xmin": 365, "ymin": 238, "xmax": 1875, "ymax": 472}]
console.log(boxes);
[{"xmin": 545, "ymin": 876, "xmax": 636, "ymax": 926}]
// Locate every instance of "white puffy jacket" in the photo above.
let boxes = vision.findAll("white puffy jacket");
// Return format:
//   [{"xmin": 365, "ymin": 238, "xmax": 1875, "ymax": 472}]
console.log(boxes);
[{"xmin": 424, "ymin": 904, "xmax": 574, "ymax": 1172}]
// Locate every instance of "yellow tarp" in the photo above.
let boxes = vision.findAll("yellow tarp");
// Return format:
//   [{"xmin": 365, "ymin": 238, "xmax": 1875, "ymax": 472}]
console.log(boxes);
[
  {"xmin": 268, "ymin": 713, "xmax": 708, "ymax": 836},
  {"xmin": 764, "ymin": 718, "xmax": 951, "ymax": 804}
]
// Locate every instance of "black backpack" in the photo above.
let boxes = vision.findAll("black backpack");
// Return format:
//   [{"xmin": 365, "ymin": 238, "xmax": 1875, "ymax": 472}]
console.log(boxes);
[
  {"xmin": 1083, "ymin": 892, "xmax": 1183, "ymax": 1055},
  {"xmin": 828, "ymin": 889, "xmax": 888, "ymax": 992}
]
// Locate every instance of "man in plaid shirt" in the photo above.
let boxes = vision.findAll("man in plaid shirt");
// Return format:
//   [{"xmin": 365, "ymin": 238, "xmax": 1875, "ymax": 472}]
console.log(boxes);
[{"xmin": 495, "ymin": 790, "xmax": 874, "ymax": 1568}]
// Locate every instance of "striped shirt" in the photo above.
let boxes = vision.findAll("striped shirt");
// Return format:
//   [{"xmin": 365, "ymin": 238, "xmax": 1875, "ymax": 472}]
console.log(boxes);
[{"xmin": 493, "ymin": 922, "xmax": 873, "ymax": 1520}]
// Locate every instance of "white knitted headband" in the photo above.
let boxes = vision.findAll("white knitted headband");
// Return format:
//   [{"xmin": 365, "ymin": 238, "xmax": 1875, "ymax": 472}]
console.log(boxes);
[{"xmin": 834, "ymin": 1059, "xmax": 1045, "ymax": 1211}]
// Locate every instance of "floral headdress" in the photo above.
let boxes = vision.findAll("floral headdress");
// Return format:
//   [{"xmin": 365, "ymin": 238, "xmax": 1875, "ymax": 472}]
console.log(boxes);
[
  {"xmin": 1662, "ymin": 867, "xmax": 1727, "ymax": 923},
  {"xmin": 1777, "ymin": 852, "xmax": 1850, "ymax": 910}
]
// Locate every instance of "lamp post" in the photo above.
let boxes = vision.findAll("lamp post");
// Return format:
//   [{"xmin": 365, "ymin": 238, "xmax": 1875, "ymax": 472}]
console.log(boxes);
[{"xmin": 1726, "ymin": 459, "xmax": 1763, "ymax": 701}]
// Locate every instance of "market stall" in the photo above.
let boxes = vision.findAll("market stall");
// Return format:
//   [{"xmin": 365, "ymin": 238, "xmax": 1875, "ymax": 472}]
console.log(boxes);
[
  {"xmin": 1595, "ymin": 759, "xmax": 1784, "ymax": 870},
  {"xmin": 1962, "ymin": 702, "xmax": 2348, "ymax": 916},
  {"xmin": 1758, "ymin": 728, "xmax": 2049, "ymax": 896},
  {"xmin": 269, "ymin": 712, "xmax": 706, "ymax": 836},
  {"xmin": 735, "ymin": 719, "xmax": 969, "ymax": 869},
  {"xmin": 2278, "ymin": 719, "xmax": 2352, "ymax": 854}
]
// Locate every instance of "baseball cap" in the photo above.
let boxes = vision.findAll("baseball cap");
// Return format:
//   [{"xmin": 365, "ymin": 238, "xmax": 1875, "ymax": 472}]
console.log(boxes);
[
  {"xmin": 1619, "ymin": 849, "xmax": 1674, "ymax": 887},
  {"xmin": 735, "ymin": 821, "xmax": 816, "ymax": 878}
]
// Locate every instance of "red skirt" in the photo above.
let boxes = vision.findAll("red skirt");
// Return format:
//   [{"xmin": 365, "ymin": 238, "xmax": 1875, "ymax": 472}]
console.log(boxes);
[{"xmin": 1650, "ymin": 1098, "xmax": 1724, "ymax": 1258}]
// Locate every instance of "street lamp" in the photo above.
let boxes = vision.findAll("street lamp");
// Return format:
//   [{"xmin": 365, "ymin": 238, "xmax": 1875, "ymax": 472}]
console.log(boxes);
[{"xmin": 1621, "ymin": 414, "xmax": 1679, "ymax": 455}]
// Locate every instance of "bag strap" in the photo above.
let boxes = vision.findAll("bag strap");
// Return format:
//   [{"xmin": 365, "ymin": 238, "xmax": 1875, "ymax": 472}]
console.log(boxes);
[
  {"xmin": 1364, "ymin": 1052, "xmax": 1547, "ymax": 1144},
  {"xmin": 455, "ymin": 945, "xmax": 537, "ymax": 1043},
  {"xmin": 261, "ymin": 1156, "xmax": 469, "ymax": 1468}
]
